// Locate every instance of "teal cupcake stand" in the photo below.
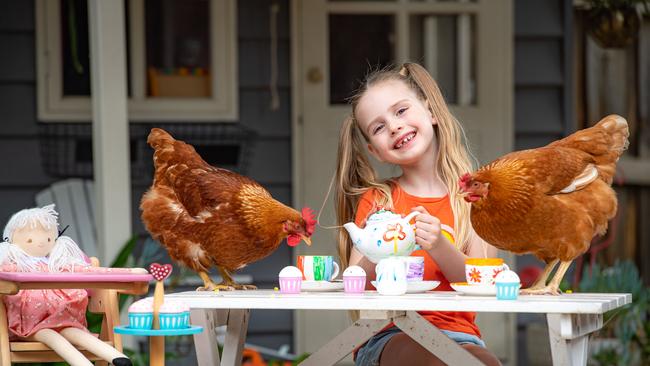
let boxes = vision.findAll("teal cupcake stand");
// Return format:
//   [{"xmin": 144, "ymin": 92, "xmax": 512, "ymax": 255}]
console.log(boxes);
[{"xmin": 115, "ymin": 264, "xmax": 203, "ymax": 365}]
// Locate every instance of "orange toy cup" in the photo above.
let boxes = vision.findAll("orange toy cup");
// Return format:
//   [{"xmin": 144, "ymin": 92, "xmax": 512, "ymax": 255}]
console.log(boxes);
[{"xmin": 465, "ymin": 258, "xmax": 509, "ymax": 286}]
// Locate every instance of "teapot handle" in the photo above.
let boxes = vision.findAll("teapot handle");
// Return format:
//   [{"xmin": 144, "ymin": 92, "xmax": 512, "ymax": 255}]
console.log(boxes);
[{"xmin": 404, "ymin": 211, "xmax": 419, "ymax": 223}]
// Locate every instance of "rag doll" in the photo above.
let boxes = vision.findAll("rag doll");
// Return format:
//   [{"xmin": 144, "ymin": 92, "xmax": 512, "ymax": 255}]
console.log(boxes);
[{"xmin": 0, "ymin": 204, "xmax": 146, "ymax": 366}]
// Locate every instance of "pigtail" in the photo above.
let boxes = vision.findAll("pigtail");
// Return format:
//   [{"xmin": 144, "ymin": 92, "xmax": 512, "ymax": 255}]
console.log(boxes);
[
  {"xmin": 48, "ymin": 236, "xmax": 89, "ymax": 272},
  {"xmin": 335, "ymin": 116, "xmax": 395, "ymax": 268},
  {"xmin": 335, "ymin": 116, "xmax": 367, "ymax": 269},
  {"xmin": 0, "ymin": 242, "xmax": 38, "ymax": 272},
  {"xmin": 402, "ymin": 63, "xmax": 475, "ymax": 253}
]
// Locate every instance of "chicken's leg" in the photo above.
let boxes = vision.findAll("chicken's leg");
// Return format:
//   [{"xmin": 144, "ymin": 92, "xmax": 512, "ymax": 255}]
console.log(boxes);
[
  {"xmin": 522, "ymin": 260, "xmax": 571, "ymax": 295},
  {"xmin": 521, "ymin": 259, "xmax": 559, "ymax": 294},
  {"xmin": 217, "ymin": 267, "xmax": 257, "ymax": 291},
  {"xmin": 197, "ymin": 271, "xmax": 220, "ymax": 291}
]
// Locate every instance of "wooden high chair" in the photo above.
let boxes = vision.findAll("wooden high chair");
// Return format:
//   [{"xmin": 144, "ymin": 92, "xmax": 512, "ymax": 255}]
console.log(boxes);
[{"xmin": 0, "ymin": 258, "xmax": 151, "ymax": 365}]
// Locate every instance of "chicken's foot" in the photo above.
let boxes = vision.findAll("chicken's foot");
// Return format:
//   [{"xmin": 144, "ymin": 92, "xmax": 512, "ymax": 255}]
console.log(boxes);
[
  {"xmin": 217, "ymin": 267, "xmax": 257, "ymax": 291},
  {"xmin": 521, "ymin": 260, "xmax": 571, "ymax": 295},
  {"xmin": 196, "ymin": 271, "xmax": 223, "ymax": 291},
  {"xmin": 521, "ymin": 259, "xmax": 559, "ymax": 293}
]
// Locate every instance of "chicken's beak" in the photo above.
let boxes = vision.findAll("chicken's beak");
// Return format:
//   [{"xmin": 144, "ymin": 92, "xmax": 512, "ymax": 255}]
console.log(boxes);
[{"xmin": 301, "ymin": 235, "xmax": 312, "ymax": 246}]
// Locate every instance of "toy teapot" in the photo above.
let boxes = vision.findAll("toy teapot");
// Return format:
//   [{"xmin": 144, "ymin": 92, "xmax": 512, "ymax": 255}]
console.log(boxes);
[{"xmin": 343, "ymin": 209, "xmax": 418, "ymax": 263}]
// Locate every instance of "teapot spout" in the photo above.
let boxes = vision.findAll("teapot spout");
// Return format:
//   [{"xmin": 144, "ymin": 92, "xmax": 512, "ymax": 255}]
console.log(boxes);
[{"xmin": 343, "ymin": 222, "xmax": 363, "ymax": 244}]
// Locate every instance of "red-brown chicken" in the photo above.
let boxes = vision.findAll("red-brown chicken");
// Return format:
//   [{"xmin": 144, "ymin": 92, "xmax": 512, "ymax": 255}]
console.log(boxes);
[
  {"xmin": 140, "ymin": 128, "xmax": 314, "ymax": 290},
  {"xmin": 459, "ymin": 115, "xmax": 629, "ymax": 294}
]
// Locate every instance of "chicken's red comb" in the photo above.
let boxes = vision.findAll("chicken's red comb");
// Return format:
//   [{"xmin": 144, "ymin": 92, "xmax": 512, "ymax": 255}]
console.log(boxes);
[
  {"xmin": 459, "ymin": 173, "xmax": 472, "ymax": 189},
  {"xmin": 302, "ymin": 207, "xmax": 316, "ymax": 235}
]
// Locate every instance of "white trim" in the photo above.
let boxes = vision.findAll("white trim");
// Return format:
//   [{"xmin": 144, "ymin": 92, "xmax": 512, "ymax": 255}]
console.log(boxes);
[
  {"xmin": 88, "ymin": 0, "xmax": 131, "ymax": 265},
  {"xmin": 36, "ymin": 0, "xmax": 238, "ymax": 122}
]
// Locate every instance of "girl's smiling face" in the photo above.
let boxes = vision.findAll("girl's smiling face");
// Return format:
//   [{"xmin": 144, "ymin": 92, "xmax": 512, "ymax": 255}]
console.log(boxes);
[{"xmin": 355, "ymin": 80, "xmax": 437, "ymax": 166}]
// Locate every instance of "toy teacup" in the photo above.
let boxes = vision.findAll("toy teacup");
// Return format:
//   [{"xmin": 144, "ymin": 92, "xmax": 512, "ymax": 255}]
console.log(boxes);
[{"xmin": 465, "ymin": 258, "xmax": 509, "ymax": 286}]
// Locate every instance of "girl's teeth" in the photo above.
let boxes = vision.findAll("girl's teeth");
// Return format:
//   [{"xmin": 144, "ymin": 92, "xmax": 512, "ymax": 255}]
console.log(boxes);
[{"xmin": 396, "ymin": 134, "xmax": 414, "ymax": 148}]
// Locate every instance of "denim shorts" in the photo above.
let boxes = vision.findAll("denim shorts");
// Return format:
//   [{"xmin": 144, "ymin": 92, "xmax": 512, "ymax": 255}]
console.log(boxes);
[{"xmin": 355, "ymin": 326, "xmax": 486, "ymax": 366}]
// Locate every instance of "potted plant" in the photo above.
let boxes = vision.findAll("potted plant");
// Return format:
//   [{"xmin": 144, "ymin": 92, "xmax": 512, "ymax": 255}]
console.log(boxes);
[
  {"xmin": 577, "ymin": 260, "xmax": 650, "ymax": 365},
  {"xmin": 583, "ymin": 0, "xmax": 649, "ymax": 48}
]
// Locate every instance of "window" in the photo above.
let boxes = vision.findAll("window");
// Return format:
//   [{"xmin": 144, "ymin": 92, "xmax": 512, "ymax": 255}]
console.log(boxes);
[{"xmin": 36, "ymin": 0, "xmax": 238, "ymax": 122}]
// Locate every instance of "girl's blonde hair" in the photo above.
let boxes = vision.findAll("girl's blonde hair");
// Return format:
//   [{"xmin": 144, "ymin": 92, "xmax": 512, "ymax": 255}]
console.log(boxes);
[{"xmin": 335, "ymin": 63, "xmax": 474, "ymax": 268}]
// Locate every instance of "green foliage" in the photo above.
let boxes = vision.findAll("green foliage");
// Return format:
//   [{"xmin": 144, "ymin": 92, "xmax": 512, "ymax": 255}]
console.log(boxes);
[{"xmin": 578, "ymin": 260, "xmax": 650, "ymax": 365}]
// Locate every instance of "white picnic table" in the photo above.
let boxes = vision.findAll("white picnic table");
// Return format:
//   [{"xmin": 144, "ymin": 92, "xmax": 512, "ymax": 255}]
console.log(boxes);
[{"xmin": 165, "ymin": 290, "xmax": 631, "ymax": 366}]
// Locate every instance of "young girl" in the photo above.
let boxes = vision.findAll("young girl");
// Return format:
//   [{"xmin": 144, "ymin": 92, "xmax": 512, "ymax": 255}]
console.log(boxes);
[
  {"xmin": 335, "ymin": 63, "xmax": 501, "ymax": 366},
  {"xmin": 0, "ymin": 204, "xmax": 146, "ymax": 366}
]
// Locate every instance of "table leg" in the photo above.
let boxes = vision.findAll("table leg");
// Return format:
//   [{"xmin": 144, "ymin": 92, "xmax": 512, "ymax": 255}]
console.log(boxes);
[
  {"xmin": 191, "ymin": 309, "xmax": 227, "ymax": 366},
  {"xmin": 299, "ymin": 318, "xmax": 392, "ymax": 366},
  {"xmin": 547, "ymin": 313, "xmax": 603, "ymax": 366},
  {"xmin": 393, "ymin": 311, "xmax": 483, "ymax": 366},
  {"xmin": 220, "ymin": 309, "xmax": 250, "ymax": 366}
]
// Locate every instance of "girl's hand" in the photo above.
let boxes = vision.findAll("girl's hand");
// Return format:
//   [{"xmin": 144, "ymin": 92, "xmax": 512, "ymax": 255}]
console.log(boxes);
[{"xmin": 411, "ymin": 206, "xmax": 442, "ymax": 251}]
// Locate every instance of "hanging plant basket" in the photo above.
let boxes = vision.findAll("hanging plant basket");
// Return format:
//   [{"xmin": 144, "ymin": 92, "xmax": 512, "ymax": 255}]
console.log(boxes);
[{"xmin": 586, "ymin": 6, "xmax": 641, "ymax": 48}]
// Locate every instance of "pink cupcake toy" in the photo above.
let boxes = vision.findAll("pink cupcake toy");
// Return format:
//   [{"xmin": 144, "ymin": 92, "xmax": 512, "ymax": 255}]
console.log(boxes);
[
  {"xmin": 278, "ymin": 266, "xmax": 302, "ymax": 293},
  {"xmin": 343, "ymin": 265, "xmax": 366, "ymax": 293},
  {"xmin": 128, "ymin": 298, "xmax": 154, "ymax": 329},
  {"xmin": 159, "ymin": 301, "xmax": 191, "ymax": 329}
]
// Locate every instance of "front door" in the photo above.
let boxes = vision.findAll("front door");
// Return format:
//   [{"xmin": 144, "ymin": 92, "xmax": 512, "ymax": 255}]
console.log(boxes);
[{"xmin": 293, "ymin": 0, "xmax": 514, "ymax": 363}]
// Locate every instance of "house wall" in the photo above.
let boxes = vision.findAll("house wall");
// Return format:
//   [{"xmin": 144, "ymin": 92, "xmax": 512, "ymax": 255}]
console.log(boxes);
[{"xmin": 0, "ymin": 0, "xmax": 294, "ymax": 356}]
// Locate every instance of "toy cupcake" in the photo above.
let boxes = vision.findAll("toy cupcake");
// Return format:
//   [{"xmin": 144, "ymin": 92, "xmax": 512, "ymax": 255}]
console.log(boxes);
[
  {"xmin": 158, "ymin": 301, "xmax": 191, "ymax": 329},
  {"xmin": 128, "ymin": 298, "xmax": 154, "ymax": 329},
  {"xmin": 278, "ymin": 266, "xmax": 302, "ymax": 294},
  {"xmin": 495, "ymin": 270, "xmax": 521, "ymax": 300},
  {"xmin": 343, "ymin": 265, "xmax": 366, "ymax": 293}
]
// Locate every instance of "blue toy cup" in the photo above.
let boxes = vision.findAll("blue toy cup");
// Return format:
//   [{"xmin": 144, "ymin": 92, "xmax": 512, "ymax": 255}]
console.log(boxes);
[
  {"xmin": 496, "ymin": 282, "xmax": 520, "ymax": 300},
  {"xmin": 159, "ymin": 311, "xmax": 190, "ymax": 329},
  {"xmin": 129, "ymin": 312, "xmax": 153, "ymax": 329}
]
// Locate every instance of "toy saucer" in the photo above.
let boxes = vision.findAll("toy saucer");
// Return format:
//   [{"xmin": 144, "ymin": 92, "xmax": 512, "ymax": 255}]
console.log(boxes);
[
  {"xmin": 450, "ymin": 282, "xmax": 497, "ymax": 296},
  {"xmin": 300, "ymin": 280, "xmax": 344, "ymax": 292},
  {"xmin": 370, "ymin": 280, "xmax": 440, "ymax": 293}
]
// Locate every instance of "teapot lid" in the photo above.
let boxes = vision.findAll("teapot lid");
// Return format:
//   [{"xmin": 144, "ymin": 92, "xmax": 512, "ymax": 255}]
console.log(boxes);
[{"xmin": 366, "ymin": 209, "xmax": 400, "ymax": 223}]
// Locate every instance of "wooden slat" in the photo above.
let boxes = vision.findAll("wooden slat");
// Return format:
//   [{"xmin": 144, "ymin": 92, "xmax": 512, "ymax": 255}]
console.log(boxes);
[
  {"xmin": 9, "ymin": 350, "xmax": 105, "ymax": 363},
  {"xmin": 50, "ymin": 180, "xmax": 82, "ymax": 246},
  {"xmin": 10, "ymin": 340, "xmax": 113, "ymax": 352},
  {"xmin": 67, "ymin": 179, "xmax": 97, "ymax": 257}
]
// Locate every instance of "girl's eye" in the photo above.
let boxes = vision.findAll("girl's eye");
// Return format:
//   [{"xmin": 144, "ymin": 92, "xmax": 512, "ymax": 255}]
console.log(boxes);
[
  {"xmin": 397, "ymin": 107, "xmax": 407, "ymax": 116},
  {"xmin": 373, "ymin": 124, "xmax": 384, "ymax": 135}
]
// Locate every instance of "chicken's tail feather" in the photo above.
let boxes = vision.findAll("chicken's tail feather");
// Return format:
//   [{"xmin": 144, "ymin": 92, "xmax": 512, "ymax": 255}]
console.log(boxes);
[{"xmin": 551, "ymin": 114, "xmax": 629, "ymax": 184}]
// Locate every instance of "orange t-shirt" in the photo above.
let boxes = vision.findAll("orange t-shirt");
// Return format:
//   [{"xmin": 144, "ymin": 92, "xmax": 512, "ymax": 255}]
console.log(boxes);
[{"xmin": 355, "ymin": 184, "xmax": 481, "ymax": 338}]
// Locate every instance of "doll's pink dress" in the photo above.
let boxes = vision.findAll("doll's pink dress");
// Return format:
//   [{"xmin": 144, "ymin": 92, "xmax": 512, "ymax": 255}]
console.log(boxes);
[{"xmin": 1, "ymin": 259, "xmax": 132, "ymax": 339}]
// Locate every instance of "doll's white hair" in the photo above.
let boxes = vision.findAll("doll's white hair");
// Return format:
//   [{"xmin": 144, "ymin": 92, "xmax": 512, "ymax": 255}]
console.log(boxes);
[
  {"xmin": 2, "ymin": 204, "xmax": 59, "ymax": 241},
  {"xmin": 0, "ymin": 204, "xmax": 89, "ymax": 272}
]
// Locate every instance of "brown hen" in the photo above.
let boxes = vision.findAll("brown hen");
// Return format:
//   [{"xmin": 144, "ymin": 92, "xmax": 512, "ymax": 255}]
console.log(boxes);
[
  {"xmin": 140, "ymin": 128, "xmax": 314, "ymax": 290},
  {"xmin": 459, "ymin": 115, "xmax": 629, "ymax": 294}
]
